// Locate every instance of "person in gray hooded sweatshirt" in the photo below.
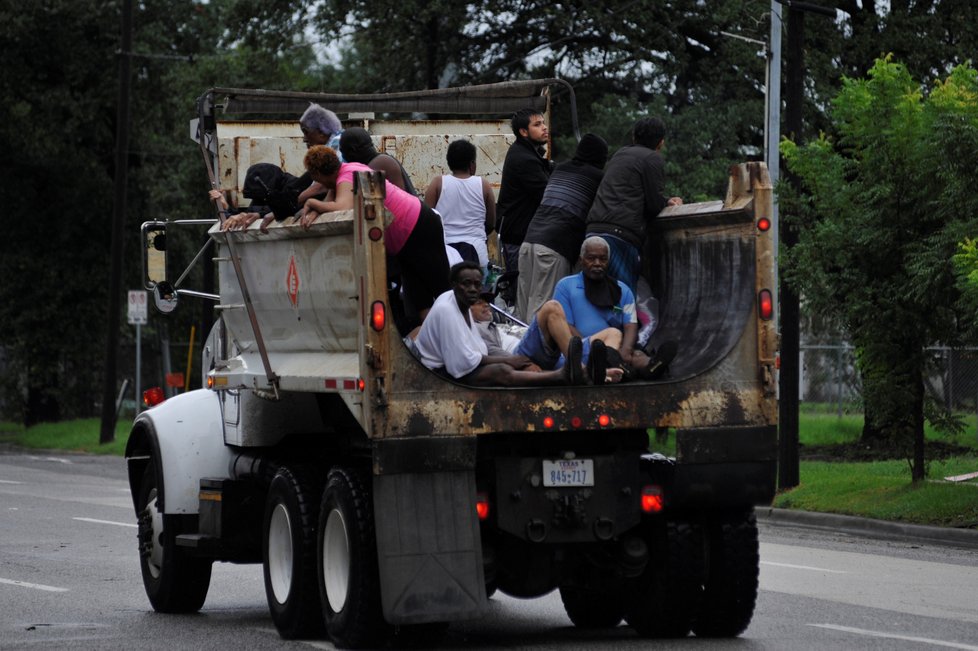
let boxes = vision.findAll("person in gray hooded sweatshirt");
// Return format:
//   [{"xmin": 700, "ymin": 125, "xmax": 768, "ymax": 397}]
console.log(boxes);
[{"xmin": 516, "ymin": 133, "xmax": 609, "ymax": 321}]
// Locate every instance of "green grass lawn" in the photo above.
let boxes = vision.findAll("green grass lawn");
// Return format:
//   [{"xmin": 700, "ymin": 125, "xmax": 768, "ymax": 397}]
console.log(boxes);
[
  {"xmin": 0, "ymin": 418, "xmax": 130, "ymax": 456},
  {"xmin": 775, "ymin": 406, "xmax": 978, "ymax": 528}
]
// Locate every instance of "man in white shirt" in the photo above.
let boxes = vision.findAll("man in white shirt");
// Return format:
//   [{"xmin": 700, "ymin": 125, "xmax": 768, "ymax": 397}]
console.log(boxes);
[{"xmin": 414, "ymin": 261, "xmax": 585, "ymax": 386}]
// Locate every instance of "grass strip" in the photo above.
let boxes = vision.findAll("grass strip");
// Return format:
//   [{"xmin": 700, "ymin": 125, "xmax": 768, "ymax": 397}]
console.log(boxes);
[
  {"xmin": 773, "ymin": 458, "xmax": 978, "ymax": 528},
  {"xmin": 9, "ymin": 418, "xmax": 131, "ymax": 456}
]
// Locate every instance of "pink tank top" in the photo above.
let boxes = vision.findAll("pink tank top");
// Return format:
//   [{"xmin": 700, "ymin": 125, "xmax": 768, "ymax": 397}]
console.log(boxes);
[{"xmin": 337, "ymin": 162, "xmax": 420, "ymax": 254}]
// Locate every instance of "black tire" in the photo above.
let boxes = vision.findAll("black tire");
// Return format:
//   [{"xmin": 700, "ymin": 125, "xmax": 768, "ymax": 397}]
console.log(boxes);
[
  {"xmin": 691, "ymin": 508, "xmax": 759, "ymax": 638},
  {"xmin": 137, "ymin": 463, "xmax": 212, "ymax": 613},
  {"xmin": 317, "ymin": 467, "xmax": 389, "ymax": 649},
  {"xmin": 625, "ymin": 519, "xmax": 705, "ymax": 638},
  {"xmin": 559, "ymin": 586, "xmax": 624, "ymax": 628},
  {"xmin": 263, "ymin": 465, "xmax": 326, "ymax": 639}
]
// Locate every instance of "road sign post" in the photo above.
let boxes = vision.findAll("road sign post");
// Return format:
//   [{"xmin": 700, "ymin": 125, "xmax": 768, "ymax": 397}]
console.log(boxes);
[{"xmin": 128, "ymin": 290, "xmax": 148, "ymax": 413}]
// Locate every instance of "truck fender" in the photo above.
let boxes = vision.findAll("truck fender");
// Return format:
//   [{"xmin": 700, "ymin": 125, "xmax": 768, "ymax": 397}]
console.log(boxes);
[{"xmin": 125, "ymin": 389, "xmax": 233, "ymax": 515}]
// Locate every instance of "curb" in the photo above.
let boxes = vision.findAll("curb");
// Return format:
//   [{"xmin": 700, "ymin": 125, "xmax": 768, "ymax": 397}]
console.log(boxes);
[{"xmin": 756, "ymin": 507, "xmax": 978, "ymax": 549}]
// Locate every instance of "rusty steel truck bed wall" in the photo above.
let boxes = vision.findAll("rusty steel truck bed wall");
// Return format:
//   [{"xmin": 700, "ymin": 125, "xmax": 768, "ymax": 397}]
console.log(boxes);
[{"xmin": 208, "ymin": 167, "xmax": 777, "ymax": 439}]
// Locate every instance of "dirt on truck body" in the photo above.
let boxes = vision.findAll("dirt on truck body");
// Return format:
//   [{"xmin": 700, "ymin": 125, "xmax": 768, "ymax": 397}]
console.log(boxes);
[{"xmin": 126, "ymin": 80, "xmax": 778, "ymax": 647}]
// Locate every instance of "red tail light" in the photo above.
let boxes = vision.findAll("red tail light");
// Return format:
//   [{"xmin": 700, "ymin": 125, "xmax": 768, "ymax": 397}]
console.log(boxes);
[
  {"xmin": 476, "ymin": 492, "xmax": 490, "ymax": 520},
  {"xmin": 370, "ymin": 301, "xmax": 386, "ymax": 331},
  {"xmin": 758, "ymin": 290, "xmax": 773, "ymax": 320},
  {"xmin": 543, "ymin": 416, "xmax": 554, "ymax": 429},
  {"xmin": 641, "ymin": 485, "xmax": 664, "ymax": 513},
  {"xmin": 143, "ymin": 387, "xmax": 165, "ymax": 407},
  {"xmin": 598, "ymin": 414, "xmax": 611, "ymax": 427}
]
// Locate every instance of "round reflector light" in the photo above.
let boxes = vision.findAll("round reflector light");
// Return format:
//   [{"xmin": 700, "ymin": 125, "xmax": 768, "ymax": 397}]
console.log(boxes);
[
  {"xmin": 758, "ymin": 289, "xmax": 773, "ymax": 320},
  {"xmin": 143, "ymin": 386, "xmax": 165, "ymax": 407},
  {"xmin": 757, "ymin": 217, "xmax": 771, "ymax": 231},
  {"xmin": 371, "ymin": 301, "xmax": 386, "ymax": 331},
  {"xmin": 543, "ymin": 416, "xmax": 554, "ymax": 429},
  {"xmin": 476, "ymin": 492, "xmax": 490, "ymax": 520},
  {"xmin": 598, "ymin": 414, "xmax": 611, "ymax": 427},
  {"xmin": 641, "ymin": 485, "xmax": 665, "ymax": 513}
]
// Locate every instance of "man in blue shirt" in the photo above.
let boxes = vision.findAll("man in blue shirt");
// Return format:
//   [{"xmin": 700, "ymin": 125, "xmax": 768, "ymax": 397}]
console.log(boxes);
[{"xmin": 551, "ymin": 236, "xmax": 673, "ymax": 379}]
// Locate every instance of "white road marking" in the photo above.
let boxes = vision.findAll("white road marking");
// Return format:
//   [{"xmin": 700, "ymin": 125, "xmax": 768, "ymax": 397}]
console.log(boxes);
[
  {"xmin": 762, "ymin": 561, "xmax": 846, "ymax": 574},
  {"xmin": 0, "ymin": 479, "xmax": 22, "ymax": 484},
  {"xmin": 811, "ymin": 624, "xmax": 978, "ymax": 650},
  {"xmin": 27, "ymin": 456, "xmax": 72, "ymax": 464},
  {"xmin": 0, "ymin": 577, "xmax": 69, "ymax": 593},
  {"xmin": 72, "ymin": 517, "xmax": 137, "ymax": 529}
]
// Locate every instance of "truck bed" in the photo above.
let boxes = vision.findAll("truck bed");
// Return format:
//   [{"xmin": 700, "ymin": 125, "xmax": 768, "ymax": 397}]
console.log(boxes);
[{"xmin": 209, "ymin": 163, "xmax": 777, "ymax": 442}]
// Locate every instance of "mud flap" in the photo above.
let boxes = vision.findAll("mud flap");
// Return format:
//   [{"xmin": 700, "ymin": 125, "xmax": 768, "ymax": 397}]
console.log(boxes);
[{"xmin": 372, "ymin": 438, "xmax": 487, "ymax": 625}]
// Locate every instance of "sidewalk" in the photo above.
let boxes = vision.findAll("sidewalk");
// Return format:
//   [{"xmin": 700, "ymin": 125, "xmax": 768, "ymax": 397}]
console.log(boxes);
[{"xmin": 757, "ymin": 506, "xmax": 978, "ymax": 549}]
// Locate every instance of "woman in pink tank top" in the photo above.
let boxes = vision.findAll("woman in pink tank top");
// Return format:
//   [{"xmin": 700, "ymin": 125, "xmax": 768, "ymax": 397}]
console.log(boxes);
[{"xmin": 300, "ymin": 146, "xmax": 450, "ymax": 324}]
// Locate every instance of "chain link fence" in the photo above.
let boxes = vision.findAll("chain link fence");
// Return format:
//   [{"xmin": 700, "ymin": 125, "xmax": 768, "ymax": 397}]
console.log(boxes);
[{"xmin": 800, "ymin": 343, "xmax": 978, "ymax": 423}]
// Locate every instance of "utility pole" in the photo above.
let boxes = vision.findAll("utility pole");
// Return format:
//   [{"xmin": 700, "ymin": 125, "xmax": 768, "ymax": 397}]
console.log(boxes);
[
  {"xmin": 776, "ymin": 0, "xmax": 833, "ymax": 489},
  {"xmin": 778, "ymin": 3, "xmax": 804, "ymax": 490},
  {"xmin": 100, "ymin": 0, "xmax": 133, "ymax": 444}
]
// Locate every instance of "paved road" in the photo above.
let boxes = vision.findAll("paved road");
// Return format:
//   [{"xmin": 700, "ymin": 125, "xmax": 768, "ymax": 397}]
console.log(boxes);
[{"xmin": 2, "ymin": 451, "xmax": 977, "ymax": 650}]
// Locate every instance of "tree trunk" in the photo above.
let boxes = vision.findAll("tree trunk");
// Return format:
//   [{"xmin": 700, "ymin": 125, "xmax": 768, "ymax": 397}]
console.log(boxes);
[{"xmin": 25, "ymin": 385, "xmax": 61, "ymax": 427}]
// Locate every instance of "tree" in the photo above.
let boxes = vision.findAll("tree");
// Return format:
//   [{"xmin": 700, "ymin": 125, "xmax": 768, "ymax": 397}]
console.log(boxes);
[
  {"xmin": 779, "ymin": 56, "xmax": 978, "ymax": 480},
  {"xmin": 0, "ymin": 0, "xmax": 327, "ymax": 425}
]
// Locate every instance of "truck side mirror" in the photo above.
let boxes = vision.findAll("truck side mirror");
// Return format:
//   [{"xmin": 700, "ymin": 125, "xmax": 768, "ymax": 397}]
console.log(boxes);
[
  {"xmin": 152, "ymin": 281, "xmax": 179, "ymax": 314},
  {"xmin": 141, "ymin": 221, "xmax": 169, "ymax": 290}
]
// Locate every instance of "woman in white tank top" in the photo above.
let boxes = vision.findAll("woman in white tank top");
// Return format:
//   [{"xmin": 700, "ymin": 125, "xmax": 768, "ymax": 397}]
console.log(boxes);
[{"xmin": 424, "ymin": 139, "xmax": 497, "ymax": 271}]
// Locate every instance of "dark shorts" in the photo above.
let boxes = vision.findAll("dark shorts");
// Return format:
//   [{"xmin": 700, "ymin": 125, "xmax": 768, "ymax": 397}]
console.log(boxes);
[{"xmin": 514, "ymin": 315, "xmax": 591, "ymax": 370}]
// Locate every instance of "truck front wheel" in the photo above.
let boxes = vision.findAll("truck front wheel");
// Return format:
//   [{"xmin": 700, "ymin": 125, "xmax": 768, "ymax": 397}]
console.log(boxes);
[
  {"xmin": 317, "ymin": 467, "xmax": 388, "ymax": 649},
  {"xmin": 137, "ymin": 464, "xmax": 212, "ymax": 613},
  {"xmin": 263, "ymin": 465, "xmax": 325, "ymax": 639}
]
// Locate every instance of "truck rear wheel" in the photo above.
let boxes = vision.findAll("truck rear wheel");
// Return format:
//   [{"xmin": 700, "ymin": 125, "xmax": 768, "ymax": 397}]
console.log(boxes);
[
  {"xmin": 691, "ymin": 508, "xmax": 759, "ymax": 637},
  {"xmin": 625, "ymin": 519, "xmax": 704, "ymax": 638},
  {"xmin": 559, "ymin": 586, "xmax": 624, "ymax": 628},
  {"xmin": 137, "ymin": 464, "xmax": 212, "ymax": 613},
  {"xmin": 317, "ymin": 467, "xmax": 388, "ymax": 649},
  {"xmin": 263, "ymin": 465, "xmax": 325, "ymax": 639}
]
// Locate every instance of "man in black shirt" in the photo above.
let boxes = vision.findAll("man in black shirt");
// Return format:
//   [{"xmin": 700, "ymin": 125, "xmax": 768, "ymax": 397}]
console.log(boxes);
[
  {"xmin": 496, "ymin": 108, "xmax": 553, "ymax": 277},
  {"xmin": 516, "ymin": 133, "xmax": 608, "ymax": 320},
  {"xmin": 585, "ymin": 117, "xmax": 682, "ymax": 294}
]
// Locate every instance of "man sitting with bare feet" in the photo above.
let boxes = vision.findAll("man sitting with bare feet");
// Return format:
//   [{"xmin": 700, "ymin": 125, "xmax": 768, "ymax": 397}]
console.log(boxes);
[{"xmin": 415, "ymin": 262, "xmax": 590, "ymax": 386}]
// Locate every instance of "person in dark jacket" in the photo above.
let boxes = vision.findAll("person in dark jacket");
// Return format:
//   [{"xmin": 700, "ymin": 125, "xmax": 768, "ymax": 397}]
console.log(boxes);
[
  {"xmin": 516, "ymin": 133, "xmax": 608, "ymax": 320},
  {"xmin": 496, "ymin": 108, "xmax": 553, "ymax": 275},
  {"xmin": 339, "ymin": 127, "xmax": 419, "ymax": 195},
  {"xmin": 585, "ymin": 117, "xmax": 682, "ymax": 294}
]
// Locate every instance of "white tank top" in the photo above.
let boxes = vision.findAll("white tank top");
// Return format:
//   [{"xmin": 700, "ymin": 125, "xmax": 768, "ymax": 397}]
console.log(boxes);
[{"xmin": 434, "ymin": 175, "xmax": 486, "ymax": 242}]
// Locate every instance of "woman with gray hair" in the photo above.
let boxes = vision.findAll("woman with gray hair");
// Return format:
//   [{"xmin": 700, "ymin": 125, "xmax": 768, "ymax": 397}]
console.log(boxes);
[
  {"xmin": 297, "ymin": 103, "xmax": 345, "ymax": 205},
  {"xmin": 299, "ymin": 103, "xmax": 343, "ymax": 154}
]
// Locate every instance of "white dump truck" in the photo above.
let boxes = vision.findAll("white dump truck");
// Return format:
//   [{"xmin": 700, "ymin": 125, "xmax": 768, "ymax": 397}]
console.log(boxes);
[{"xmin": 126, "ymin": 80, "xmax": 779, "ymax": 647}]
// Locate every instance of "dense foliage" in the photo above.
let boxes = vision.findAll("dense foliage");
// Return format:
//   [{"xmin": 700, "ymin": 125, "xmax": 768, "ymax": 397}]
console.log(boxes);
[
  {"xmin": 780, "ymin": 57, "xmax": 978, "ymax": 479},
  {"xmin": 2, "ymin": 0, "xmax": 978, "ymax": 427}
]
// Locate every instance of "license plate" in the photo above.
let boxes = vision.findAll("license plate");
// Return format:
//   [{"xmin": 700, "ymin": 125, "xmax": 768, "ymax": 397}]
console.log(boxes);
[{"xmin": 542, "ymin": 459, "xmax": 594, "ymax": 487}]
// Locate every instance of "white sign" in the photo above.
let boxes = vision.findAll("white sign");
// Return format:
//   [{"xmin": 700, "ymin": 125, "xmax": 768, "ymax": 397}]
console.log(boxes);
[{"xmin": 128, "ymin": 290, "xmax": 148, "ymax": 325}]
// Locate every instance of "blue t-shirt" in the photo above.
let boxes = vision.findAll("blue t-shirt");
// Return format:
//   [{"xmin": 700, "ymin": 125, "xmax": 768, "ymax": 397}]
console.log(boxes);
[{"xmin": 553, "ymin": 272, "xmax": 637, "ymax": 337}]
